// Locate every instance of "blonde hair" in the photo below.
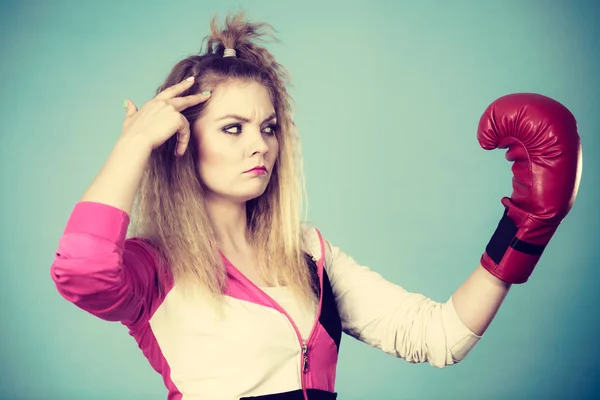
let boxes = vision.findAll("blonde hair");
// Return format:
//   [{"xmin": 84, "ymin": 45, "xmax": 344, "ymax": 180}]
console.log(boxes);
[{"xmin": 129, "ymin": 11, "xmax": 317, "ymax": 309}]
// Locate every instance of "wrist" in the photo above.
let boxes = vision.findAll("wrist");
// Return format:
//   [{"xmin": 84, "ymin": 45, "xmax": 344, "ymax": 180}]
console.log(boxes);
[
  {"xmin": 482, "ymin": 204, "xmax": 559, "ymax": 284},
  {"xmin": 114, "ymin": 135, "xmax": 153, "ymax": 163}
]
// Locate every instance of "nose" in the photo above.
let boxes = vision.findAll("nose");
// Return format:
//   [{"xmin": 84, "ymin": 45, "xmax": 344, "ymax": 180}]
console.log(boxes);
[{"xmin": 248, "ymin": 128, "xmax": 269, "ymax": 156}]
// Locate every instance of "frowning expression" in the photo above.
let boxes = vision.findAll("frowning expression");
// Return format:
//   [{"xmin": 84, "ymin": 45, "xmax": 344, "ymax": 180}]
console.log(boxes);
[{"xmin": 192, "ymin": 79, "xmax": 279, "ymax": 203}]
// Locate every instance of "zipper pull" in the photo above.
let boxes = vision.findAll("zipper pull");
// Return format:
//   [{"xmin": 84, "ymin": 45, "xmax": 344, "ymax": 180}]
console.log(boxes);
[{"xmin": 302, "ymin": 343, "xmax": 309, "ymax": 373}]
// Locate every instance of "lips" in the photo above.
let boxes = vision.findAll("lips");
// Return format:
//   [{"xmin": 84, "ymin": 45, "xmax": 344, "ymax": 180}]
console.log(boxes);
[{"xmin": 245, "ymin": 166, "xmax": 267, "ymax": 173}]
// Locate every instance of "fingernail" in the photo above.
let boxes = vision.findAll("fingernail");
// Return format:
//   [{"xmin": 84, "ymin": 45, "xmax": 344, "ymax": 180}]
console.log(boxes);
[
  {"xmin": 186, "ymin": 76, "xmax": 195, "ymax": 82},
  {"xmin": 122, "ymin": 99, "xmax": 127, "ymax": 108},
  {"xmin": 202, "ymin": 90, "xmax": 211, "ymax": 95}
]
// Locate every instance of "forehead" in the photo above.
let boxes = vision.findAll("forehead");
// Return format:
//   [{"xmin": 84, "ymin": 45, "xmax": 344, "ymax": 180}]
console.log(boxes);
[{"xmin": 203, "ymin": 80, "xmax": 274, "ymax": 118}]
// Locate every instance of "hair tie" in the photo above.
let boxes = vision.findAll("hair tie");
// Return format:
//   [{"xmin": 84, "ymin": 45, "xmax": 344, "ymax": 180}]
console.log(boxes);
[{"xmin": 223, "ymin": 48, "xmax": 236, "ymax": 57}]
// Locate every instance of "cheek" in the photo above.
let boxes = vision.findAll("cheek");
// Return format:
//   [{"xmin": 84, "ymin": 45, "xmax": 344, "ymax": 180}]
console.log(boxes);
[
  {"xmin": 196, "ymin": 131, "xmax": 230, "ymax": 169},
  {"xmin": 195, "ymin": 137, "xmax": 231, "ymax": 186},
  {"xmin": 199, "ymin": 146, "xmax": 226, "ymax": 167},
  {"xmin": 268, "ymin": 137, "xmax": 280, "ymax": 160}
]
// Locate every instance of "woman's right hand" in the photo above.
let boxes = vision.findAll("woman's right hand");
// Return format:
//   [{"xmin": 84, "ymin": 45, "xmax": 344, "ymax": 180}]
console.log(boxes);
[{"xmin": 121, "ymin": 77, "xmax": 211, "ymax": 157}]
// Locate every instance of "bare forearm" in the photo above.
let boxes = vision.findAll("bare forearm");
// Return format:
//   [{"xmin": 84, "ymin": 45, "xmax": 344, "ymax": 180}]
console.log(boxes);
[
  {"xmin": 451, "ymin": 265, "xmax": 511, "ymax": 336},
  {"xmin": 80, "ymin": 137, "xmax": 151, "ymax": 215}
]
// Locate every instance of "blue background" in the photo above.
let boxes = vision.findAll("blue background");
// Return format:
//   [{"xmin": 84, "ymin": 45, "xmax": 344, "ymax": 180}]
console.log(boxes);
[{"xmin": 1, "ymin": 0, "xmax": 598, "ymax": 399}]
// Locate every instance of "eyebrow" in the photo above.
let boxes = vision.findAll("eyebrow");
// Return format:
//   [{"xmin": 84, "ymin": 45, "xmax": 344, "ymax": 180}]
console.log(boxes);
[{"xmin": 215, "ymin": 113, "xmax": 277, "ymax": 124}]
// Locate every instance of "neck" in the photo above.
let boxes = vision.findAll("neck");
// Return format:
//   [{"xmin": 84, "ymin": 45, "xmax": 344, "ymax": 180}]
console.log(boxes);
[{"xmin": 205, "ymin": 195, "xmax": 249, "ymax": 253}]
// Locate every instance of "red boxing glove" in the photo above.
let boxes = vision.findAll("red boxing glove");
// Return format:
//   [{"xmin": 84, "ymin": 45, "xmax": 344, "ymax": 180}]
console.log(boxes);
[{"xmin": 478, "ymin": 93, "xmax": 582, "ymax": 284}]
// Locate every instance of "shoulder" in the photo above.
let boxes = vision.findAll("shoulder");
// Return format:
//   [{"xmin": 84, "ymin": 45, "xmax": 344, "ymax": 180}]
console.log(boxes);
[
  {"xmin": 300, "ymin": 222, "xmax": 332, "ymax": 265},
  {"xmin": 124, "ymin": 236, "xmax": 161, "ymax": 259},
  {"xmin": 124, "ymin": 236, "xmax": 174, "ymax": 286}
]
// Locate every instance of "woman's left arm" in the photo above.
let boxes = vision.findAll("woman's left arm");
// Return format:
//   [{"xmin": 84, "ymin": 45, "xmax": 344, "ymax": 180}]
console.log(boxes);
[{"xmin": 319, "ymin": 93, "xmax": 582, "ymax": 369}]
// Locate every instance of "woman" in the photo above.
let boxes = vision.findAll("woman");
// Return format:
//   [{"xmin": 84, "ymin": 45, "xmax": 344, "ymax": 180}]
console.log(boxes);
[{"xmin": 50, "ymin": 12, "xmax": 581, "ymax": 400}]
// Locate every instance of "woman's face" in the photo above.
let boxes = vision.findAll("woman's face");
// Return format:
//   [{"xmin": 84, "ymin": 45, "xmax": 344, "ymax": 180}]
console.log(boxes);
[{"xmin": 192, "ymin": 79, "xmax": 279, "ymax": 204}]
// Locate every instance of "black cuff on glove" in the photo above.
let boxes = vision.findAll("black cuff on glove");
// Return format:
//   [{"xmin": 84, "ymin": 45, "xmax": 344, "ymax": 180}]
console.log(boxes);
[{"xmin": 486, "ymin": 209, "xmax": 546, "ymax": 264}]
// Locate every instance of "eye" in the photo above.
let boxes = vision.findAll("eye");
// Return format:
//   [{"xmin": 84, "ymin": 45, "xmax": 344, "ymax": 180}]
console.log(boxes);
[
  {"xmin": 263, "ymin": 123, "xmax": 278, "ymax": 136},
  {"xmin": 222, "ymin": 123, "xmax": 242, "ymax": 135}
]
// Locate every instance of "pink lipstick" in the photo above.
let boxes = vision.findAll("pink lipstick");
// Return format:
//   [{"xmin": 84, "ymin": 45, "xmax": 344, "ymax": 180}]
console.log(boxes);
[{"xmin": 245, "ymin": 166, "xmax": 267, "ymax": 175}]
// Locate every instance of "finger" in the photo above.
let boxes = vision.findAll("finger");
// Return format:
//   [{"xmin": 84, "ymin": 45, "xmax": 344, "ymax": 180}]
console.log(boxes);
[
  {"xmin": 155, "ymin": 76, "xmax": 196, "ymax": 101},
  {"xmin": 175, "ymin": 114, "xmax": 191, "ymax": 157},
  {"xmin": 169, "ymin": 91, "xmax": 212, "ymax": 112},
  {"xmin": 123, "ymin": 98, "xmax": 138, "ymax": 117}
]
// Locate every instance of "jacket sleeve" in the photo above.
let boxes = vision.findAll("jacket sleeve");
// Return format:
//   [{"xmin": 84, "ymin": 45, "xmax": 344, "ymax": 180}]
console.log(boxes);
[
  {"xmin": 322, "ymin": 236, "xmax": 482, "ymax": 368},
  {"xmin": 50, "ymin": 201, "xmax": 163, "ymax": 327}
]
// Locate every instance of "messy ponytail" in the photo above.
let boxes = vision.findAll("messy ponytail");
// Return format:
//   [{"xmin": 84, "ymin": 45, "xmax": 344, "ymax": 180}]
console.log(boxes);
[{"xmin": 130, "ymin": 11, "xmax": 315, "ymax": 309}]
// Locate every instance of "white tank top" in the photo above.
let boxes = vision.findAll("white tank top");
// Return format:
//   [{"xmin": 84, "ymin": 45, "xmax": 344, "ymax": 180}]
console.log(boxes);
[{"xmin": 261, "ymin": 286, "xmax": 316, "ymax": 341}]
